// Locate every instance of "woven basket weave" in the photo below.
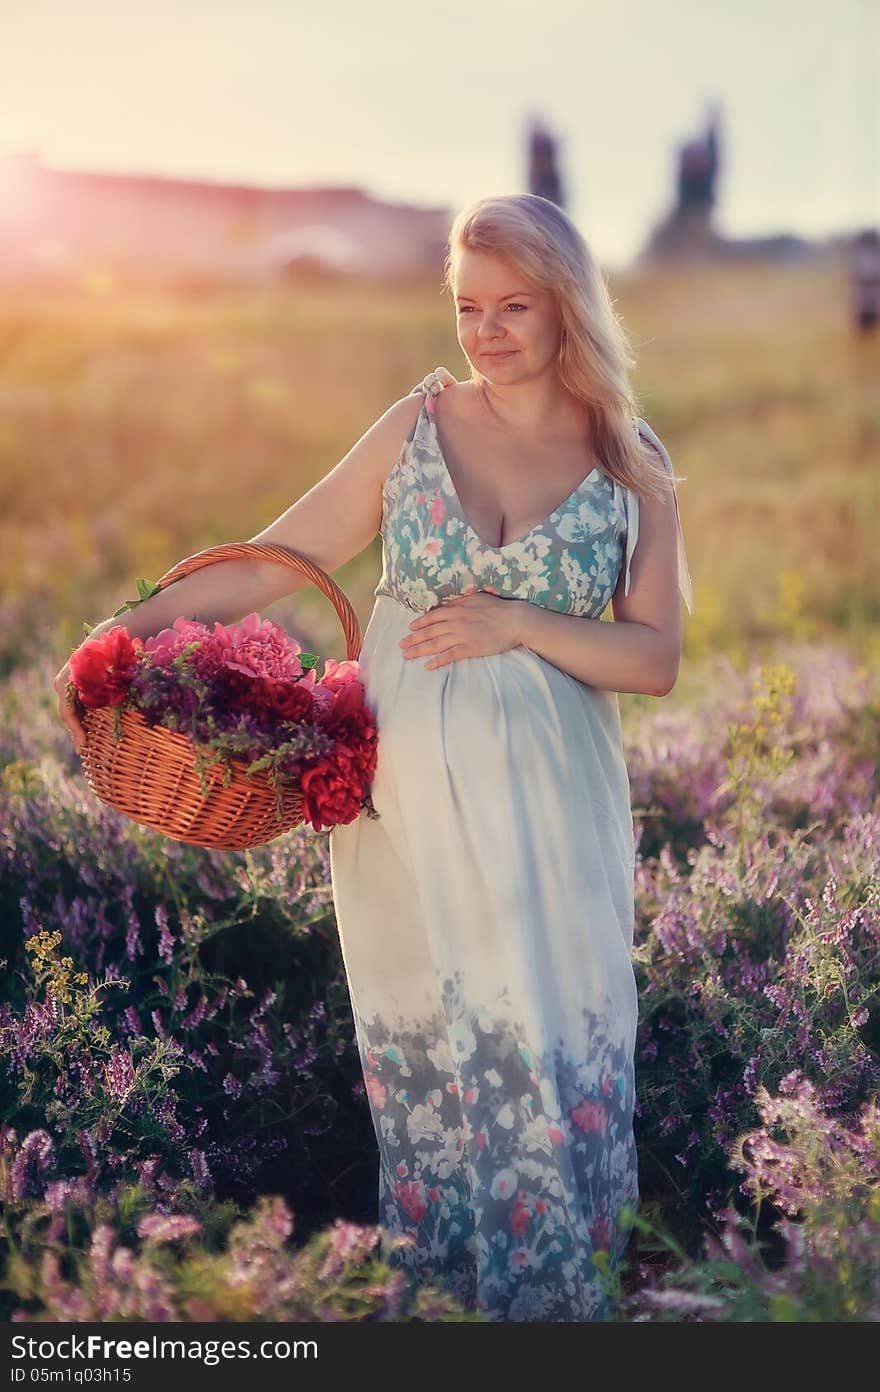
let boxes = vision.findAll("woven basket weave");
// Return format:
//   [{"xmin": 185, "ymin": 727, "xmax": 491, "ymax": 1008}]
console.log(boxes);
[{"xmin": 78, "ymin": 541, "xmax": 363, "ymax": 851}]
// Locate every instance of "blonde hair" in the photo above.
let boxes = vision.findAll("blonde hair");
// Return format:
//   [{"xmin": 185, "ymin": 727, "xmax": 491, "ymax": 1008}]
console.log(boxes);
[{"xmin": 442, "ymin": 193, "xmax": 676, "ymax": 502}]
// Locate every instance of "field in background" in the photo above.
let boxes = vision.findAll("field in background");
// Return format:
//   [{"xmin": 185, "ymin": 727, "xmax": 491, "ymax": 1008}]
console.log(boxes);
[
  {"xmin": 1, "ymin": 256, "xmax": 877, "ymax": 691},
  {"xmin": 2, "ymin": 259, "xmax": 879, "ymax": 1320}
]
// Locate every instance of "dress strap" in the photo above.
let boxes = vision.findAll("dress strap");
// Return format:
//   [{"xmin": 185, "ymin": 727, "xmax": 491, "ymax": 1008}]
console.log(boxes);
[
  {"xmin": 407, "ymin": 380, "xmax": 440, "ymax": 433},
  {"xmin": 624, "ymin": 419, "xmax": 695, "ymax": 614}
]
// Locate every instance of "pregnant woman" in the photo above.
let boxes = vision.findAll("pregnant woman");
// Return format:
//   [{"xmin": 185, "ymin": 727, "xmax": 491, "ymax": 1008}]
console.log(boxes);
[
  {"xmin": 328, "ymin": 194, "xmax": 693, "ymax": 1322},
  {"xmin": 56, "ymin": 192, "xmax": 692, "ymax": 1324}
]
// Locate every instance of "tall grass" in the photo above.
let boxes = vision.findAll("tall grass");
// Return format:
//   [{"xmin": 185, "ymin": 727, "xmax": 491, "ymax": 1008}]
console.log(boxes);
[{"xmin": 1, "ymin": 257, "xmax": 877, "ymax": 681}]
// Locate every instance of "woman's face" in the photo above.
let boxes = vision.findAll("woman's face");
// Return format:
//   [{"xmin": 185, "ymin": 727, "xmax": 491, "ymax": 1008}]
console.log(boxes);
[{"xmin": 452, "ymin": 247, "xmax": 562, "ymax": 384}]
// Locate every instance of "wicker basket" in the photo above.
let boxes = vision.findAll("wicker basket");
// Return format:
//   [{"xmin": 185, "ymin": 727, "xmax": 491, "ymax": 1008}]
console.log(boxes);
[{"xmin": 78, "ymin": 541, "xmax": 363, "ymax": 851}]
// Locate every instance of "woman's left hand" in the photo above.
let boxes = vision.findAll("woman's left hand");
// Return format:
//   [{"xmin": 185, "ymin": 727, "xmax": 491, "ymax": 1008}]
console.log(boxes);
[{"xmin": 399, "ymin": 586, "xmax": 527, "ymax": 669}]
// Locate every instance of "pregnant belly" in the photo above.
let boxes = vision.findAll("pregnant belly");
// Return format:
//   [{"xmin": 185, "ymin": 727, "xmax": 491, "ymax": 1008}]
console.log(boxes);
[{"xmin": 361, "ymin": 602, "xmax": 625, "ymax": 820}]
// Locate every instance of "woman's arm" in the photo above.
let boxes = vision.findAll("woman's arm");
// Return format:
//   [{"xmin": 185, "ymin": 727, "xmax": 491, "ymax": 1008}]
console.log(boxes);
[
  {"xmin": 55, "ymin": 393, "xmax": 424, "ymax": 749},
  {"xmin": 72, "ymin": 559, "xmax": 287, "ymax": 648},
  {"xmin": 514, "ymin": 464, "xmax": 684, "ymax": 695},
  {"xmin": 514, "ymin": 604, "xmax": 678, "ymax": 696}
]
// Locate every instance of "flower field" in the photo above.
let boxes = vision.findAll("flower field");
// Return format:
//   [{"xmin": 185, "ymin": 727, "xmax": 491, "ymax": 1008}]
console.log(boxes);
[{"xmin": 1, "ymin": 259, "xmax": 878, "ymax": 1320}]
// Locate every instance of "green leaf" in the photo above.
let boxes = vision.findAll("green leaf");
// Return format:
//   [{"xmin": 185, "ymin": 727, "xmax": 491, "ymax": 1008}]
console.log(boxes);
[{"xmin": 111, "ymin": 578, "xmax": 163, "ymax": 617}]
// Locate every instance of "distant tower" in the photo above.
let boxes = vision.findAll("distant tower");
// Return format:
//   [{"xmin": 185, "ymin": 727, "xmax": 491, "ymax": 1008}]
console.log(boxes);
[
  {"xmin": 677, "ymin": 104, "xmax": 720, "ymax": 217},
  {"xmin": 639, "ymin": 102, "xmax": 725, "ymax": 264},
  {"xmin": 526, "ymin": 116, "xmax": 565, "ymax": 210}
]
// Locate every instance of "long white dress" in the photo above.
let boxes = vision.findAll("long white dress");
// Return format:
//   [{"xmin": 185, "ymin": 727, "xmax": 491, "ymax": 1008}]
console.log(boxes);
[{"xmin": 328, "ymin": 388, "xmax": 693, "ymax": 1322}]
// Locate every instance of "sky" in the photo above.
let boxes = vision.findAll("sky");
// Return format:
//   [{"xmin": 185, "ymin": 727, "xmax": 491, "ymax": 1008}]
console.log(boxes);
[{"xmin": 2, "ymin": 0, "xmax": 877, "ymax": 269}]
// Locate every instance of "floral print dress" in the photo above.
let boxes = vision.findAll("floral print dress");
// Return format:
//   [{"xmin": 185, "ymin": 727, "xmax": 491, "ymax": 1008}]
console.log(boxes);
[{"xmin": 328, "ymin": 387, "xmax": 693, "ymax": 1321}]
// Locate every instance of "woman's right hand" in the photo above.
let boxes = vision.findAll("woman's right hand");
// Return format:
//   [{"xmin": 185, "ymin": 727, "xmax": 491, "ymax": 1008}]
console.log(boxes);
[
  {"xmin": 54, "ymin": 660, "xmax": 87, "ymax": 755},
  {"xmin": 409, "ymin": 366, "xmax": 460, "ymax": 398}
]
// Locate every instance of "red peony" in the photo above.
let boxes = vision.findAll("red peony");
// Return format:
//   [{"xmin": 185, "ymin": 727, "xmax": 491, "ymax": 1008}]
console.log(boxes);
[
  {"xmin": 69, "ymin": 626, "xmax": 144, "ymax": 708},
  {"xmin": 221, "ymin": 670, "xmax": 316, "ymax": 724},
  {"xmin": 319, "ymin": 682, "xmax": 379, "ymax": 787},
  {"xmin": 300, "ymin": 749, "xmax": 367, "ymax": 832},
  {"xmin": 298, "ymin": 683, "xmax": 378, "ymax": 829},
  {"xmin": 257, "ymin": 678, "xmax": 316, "ymax": 723},
  {"xmin": 321, "ymin": 677, "xmax": 367, "ymax": 724}
]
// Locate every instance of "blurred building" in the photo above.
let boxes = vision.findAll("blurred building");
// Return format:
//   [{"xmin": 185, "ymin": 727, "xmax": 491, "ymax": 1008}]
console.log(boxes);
[
  {"xmin": 639, "ymin": 104, "xmax": 815, "ymax": 265},
  {"xmin": 640, "ymin": 104, "xmax": 725, "ymax": 262},
  {"xmin": 526, "ymin": 116, "xmax": 565, "ymax": 209},
  {"xmin": 0, "ymin": 150, "xmax": 451, "ymax": 286}
]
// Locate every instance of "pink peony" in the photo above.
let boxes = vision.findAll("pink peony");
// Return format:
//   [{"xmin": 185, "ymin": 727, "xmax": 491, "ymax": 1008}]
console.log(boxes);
[
  {"xmin": 297, "ymin": 665, "xmax": 336, "ymax": 718},
  {"xmin": 143, "ymin": 617, "xmax": 212, "ymax": 668},
  {"xmin": 318, "ymin": 657, "xmax": 364, "ymax": 694},
  {"xmin": 199, "ymin": 612, "xmax": 305, "ymax": 682}
]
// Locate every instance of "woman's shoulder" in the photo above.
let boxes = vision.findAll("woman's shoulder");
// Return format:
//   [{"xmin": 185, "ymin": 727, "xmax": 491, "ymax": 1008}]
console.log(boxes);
[
  {"xmin": 430, "ymin": 378, "xmax": 474, "ymax": 422},
  {"xmin": 634, "ymin": 416, "xmax": 673, "ymax": 473}
]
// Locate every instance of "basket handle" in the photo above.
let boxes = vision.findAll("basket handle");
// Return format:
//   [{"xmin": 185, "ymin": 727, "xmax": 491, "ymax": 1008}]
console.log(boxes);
[{"xmin": 151, "ymin": 541, "xmax": 363, "ymax": 661}]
